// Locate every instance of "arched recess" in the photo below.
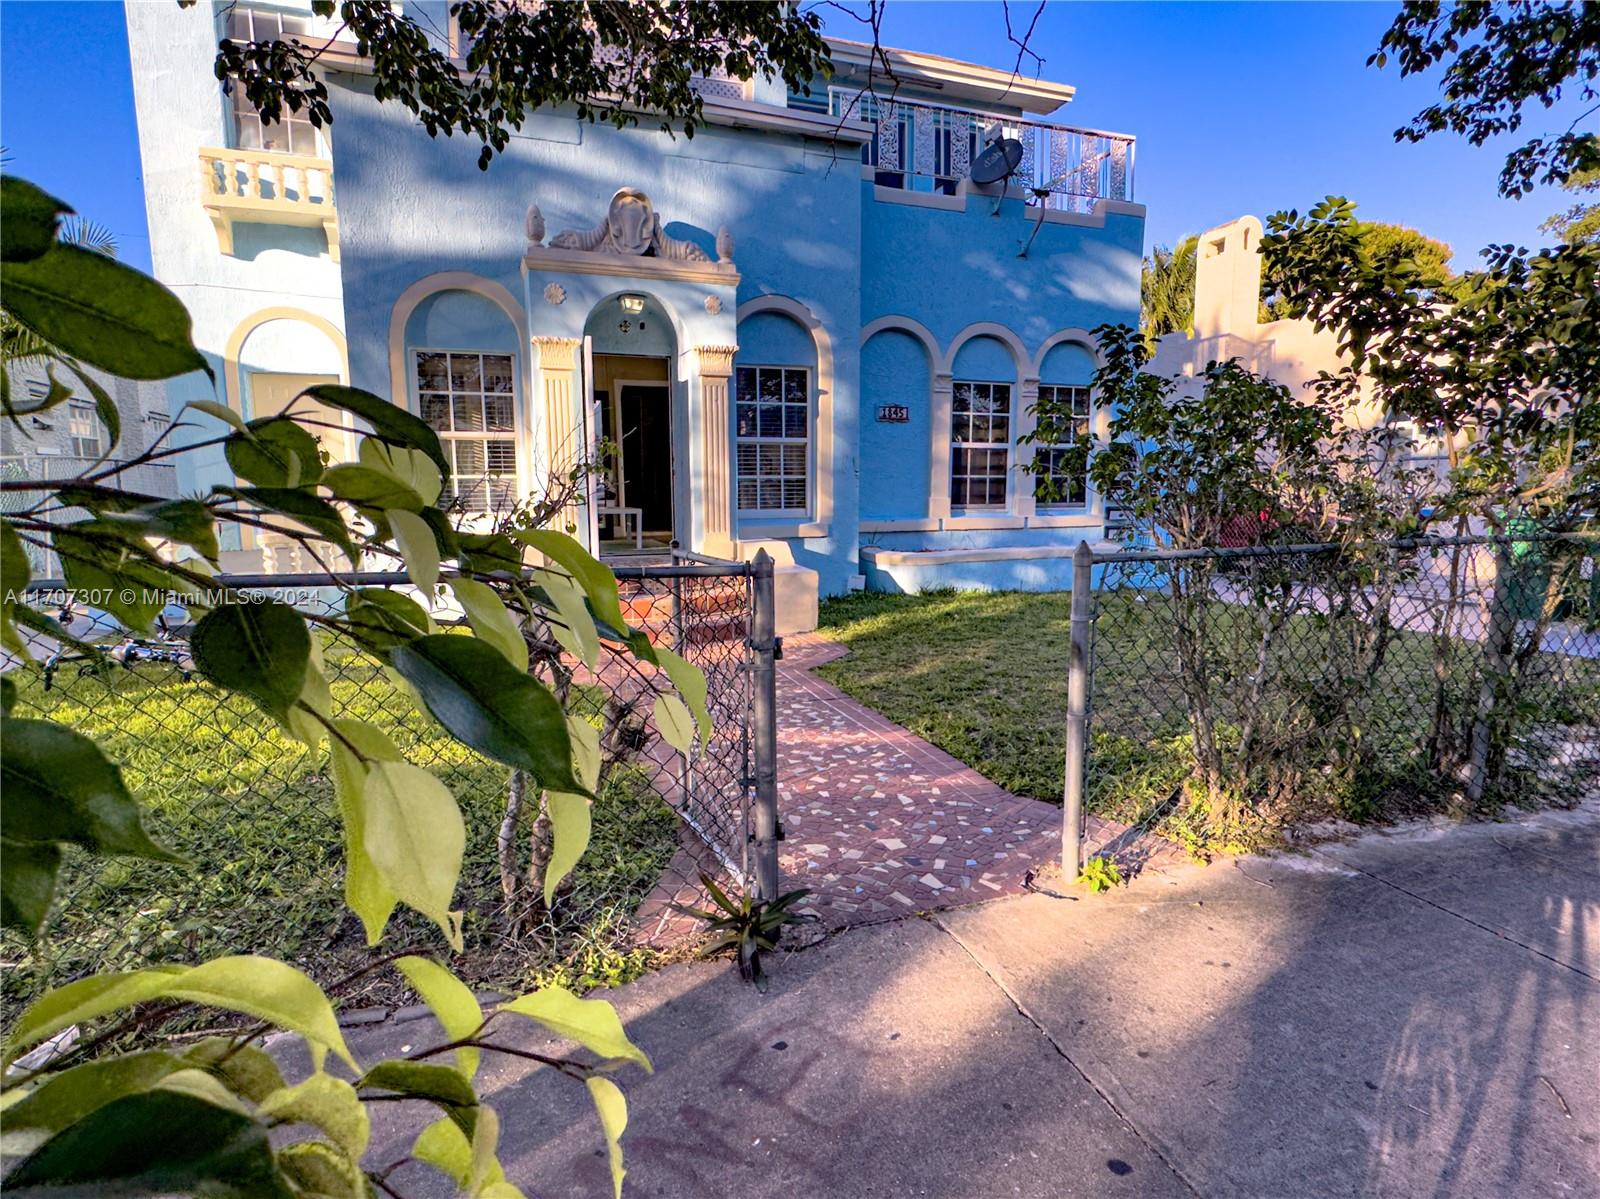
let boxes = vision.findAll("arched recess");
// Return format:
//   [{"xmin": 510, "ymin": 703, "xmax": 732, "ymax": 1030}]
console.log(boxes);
[
  {"xmin": 389, "ymin": 275, "xmax": 528, "ymax": 515},
  {"xmin": 1030, "ymin": 327, "xmax": 1102, "ymax": 377},
  {"xmin": 940, "ymin": 322, "xmax": 1030, "ymax": 519},
  {"xmin": 386, "ymin": 271, "xmax": 527, "ymax": 410},
  {"xmin": 860, "ymin": 323, "xmax": 936, "ymax": 521},
  {"xmin": 734, "ymin": 295, "xmax": 835, "ymax": 535},
  {"xmin": 224, "ymin": 305, "xmax": 348, "ymax": 421}
]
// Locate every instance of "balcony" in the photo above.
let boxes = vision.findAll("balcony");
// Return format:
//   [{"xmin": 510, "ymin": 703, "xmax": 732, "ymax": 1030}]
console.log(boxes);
[
  {"xmin": 827, "ymin": 89, "xmax": 1134, "ymax": 213},
  {"xmin": 198, "ymin": 147, "xmax": 339, "ymax": 262}
]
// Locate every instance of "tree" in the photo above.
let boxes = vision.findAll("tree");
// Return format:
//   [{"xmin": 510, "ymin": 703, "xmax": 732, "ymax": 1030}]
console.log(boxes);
[
  {"xmin": 1541, "ymin": 165, "xmax": 1600, "ymax": 244},
  {"xmin": 0, "ymin": 175, "xmax": 714, "ymax": 1197},
  {"xmin": 205, "ymin": 0, "xmax": 833, "ymax": 169},
  {"xmin": 1139, "ymin": 235, "xmax": 1197, "ymax": 354},
  {"xmin": 1371, "ymin": 0, "xmax": 1600, "ymax": 197},
  {"xmin": 1259, "ymin": 220, "xmax": 1455, "ymax": 321}
]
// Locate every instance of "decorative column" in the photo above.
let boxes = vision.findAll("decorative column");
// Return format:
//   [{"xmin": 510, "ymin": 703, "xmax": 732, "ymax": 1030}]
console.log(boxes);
[
  {"xmin": 533, "ymin": 336, "xmax": 584, "ymax": 536},
  {"xmin": 1014, "ymin": 375, "xmax": 1041, "ymax": 519},
  {"xmin": 929, "ymin": 371, "xmax": 954, "ymax": 521},
  {"xmin": 694, "ymin": 345, "xmax": 738, "ymax": 557}
]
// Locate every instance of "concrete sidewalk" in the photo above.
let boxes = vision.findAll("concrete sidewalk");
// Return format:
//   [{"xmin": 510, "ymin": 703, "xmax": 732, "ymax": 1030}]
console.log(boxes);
[{"xmin": 351, "ymin": 803, "xmax": 1599, "ymax": 1198}]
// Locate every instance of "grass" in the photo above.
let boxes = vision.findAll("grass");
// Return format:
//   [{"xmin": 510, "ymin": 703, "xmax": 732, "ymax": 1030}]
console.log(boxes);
[
  {"xmin": 2, "ymin": 641, "xmax": 683, "ymax": 1016},
  {"xmin": 817, "ymin": 588, "xmax": 1600, "ymax": 850}
]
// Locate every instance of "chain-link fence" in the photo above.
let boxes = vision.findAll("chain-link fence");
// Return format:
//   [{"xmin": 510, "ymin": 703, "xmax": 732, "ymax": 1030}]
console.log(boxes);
[
  {"xmin": 2, "ymin": 555, "xmax": 777, "ymax": 1020},
  {"xmin": 1063, "ymin": 533, "xmax": 1600, "ymax": 868}
]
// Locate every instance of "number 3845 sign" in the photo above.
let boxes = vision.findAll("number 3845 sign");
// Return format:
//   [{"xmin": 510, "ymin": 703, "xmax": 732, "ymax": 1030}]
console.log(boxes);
[{"xmin": 877, "ymin": 404, "xmax": 910, "ymax": 423}]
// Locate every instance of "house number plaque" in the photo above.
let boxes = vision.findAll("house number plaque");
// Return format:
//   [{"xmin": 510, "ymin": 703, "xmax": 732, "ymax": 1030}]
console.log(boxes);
[{"xmin": 877, "ymin": 404, "xmax": 910, "ymax": 423}]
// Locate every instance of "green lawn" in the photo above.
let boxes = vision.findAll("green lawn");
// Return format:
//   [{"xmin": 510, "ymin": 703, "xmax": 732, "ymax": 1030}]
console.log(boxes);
[
  {"xmin": 2, "ymin": 643, "xmax": 681, "ymax": 1016},
  {"xmin": 817, "ymin": 589, "xmax": 1600, "ymax": 847}
]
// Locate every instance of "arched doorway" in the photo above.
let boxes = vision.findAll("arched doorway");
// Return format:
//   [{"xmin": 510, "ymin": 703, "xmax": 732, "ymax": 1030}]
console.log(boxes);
[{"xmin": 582, "ymin": 292, "xmax": 680, "ymax": 552}]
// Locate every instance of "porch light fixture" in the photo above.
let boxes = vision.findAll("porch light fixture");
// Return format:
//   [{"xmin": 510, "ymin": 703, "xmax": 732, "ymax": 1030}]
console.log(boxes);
[{"xmin": 619, "ymin": 294, "xmax": 646, "ymax": 314}]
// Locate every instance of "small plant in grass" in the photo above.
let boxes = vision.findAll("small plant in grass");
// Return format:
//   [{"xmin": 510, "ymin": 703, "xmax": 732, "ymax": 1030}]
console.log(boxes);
[
  {"xmin": 680, "ymin": 875, "xmax": 813, "ymax": 988},
  {"xmin": 1076, "ymin": 856, "xmax": 1124, "ymax": 893}
]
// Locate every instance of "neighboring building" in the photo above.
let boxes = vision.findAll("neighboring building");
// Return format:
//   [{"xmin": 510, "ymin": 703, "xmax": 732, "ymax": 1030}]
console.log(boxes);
[
  {"xmin": 124, "ymin": 2, "xmax": 1147, "ymax": 623},
  {"xmin": 1148, "ymin": 215, "xmax": 1455, "ymax": 480}
]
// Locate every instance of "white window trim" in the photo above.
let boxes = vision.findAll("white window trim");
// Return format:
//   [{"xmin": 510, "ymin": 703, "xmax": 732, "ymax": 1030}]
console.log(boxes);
[
  {"xmin": 67, "ymin": 399, "xmax": 102, "ymax": 459},
  {"xmin": 412, "ymin": 346, "xmax": 522, "ymax": 517},
  {"xmin": 950, "ymin": 379, "xmax": 1012, "ymax": 512},
  {"xmin": 734, "ymin": 363, "xmax": 812, "ymax": 519},
  {"xmin": 1033, "ymin": 383, "xmax": 1092, "ymax": 511}
]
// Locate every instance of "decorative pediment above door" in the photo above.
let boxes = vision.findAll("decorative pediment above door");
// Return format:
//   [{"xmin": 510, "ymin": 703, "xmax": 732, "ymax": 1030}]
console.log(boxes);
[{"xmin": 523, "ymin": 188, "xmax": 738, "ymax": 285}]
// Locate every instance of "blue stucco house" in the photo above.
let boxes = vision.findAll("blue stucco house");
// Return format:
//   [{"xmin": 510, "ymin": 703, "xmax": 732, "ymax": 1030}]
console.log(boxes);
[{"xmin": 127, "ymin": 3, "xmax": 1144, "ymax": 630}]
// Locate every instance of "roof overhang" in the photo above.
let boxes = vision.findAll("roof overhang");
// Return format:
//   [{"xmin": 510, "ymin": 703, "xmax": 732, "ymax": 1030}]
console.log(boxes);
[{"xmin": 824, "ymin": 37, "xmax": 1075, "ymax": 115}]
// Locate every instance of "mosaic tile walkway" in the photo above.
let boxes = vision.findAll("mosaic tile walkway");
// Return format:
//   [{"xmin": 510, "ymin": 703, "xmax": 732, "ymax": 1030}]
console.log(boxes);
[
  {"xmin": 634, "ymin": 630, "xmax": 1186, "ymax": 941},
  {"xmin": 775, "ymin": 633, "xmax": 1180, "ymax": 928}
]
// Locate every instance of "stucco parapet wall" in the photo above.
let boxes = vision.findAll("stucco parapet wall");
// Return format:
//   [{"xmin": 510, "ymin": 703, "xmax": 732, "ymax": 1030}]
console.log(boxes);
[
  {"xmin": 862, "ymin": 541, "xmax": 1120, "ymax": 567},
  {"xmin": 521, "ymin": 246, "xmax": 740, "ymax": 286}
]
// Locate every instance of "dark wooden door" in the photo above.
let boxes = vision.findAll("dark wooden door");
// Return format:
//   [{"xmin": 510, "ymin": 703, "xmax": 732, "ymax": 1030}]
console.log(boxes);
[{"xmin": 618, "ymin": 383, "xmax": 673, "ymax": 535}]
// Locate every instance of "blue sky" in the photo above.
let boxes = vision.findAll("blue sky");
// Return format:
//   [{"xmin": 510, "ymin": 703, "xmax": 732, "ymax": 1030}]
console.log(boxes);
[{"xmin": 0, "ymin": 1, "xmax": 1582, "ymax": 275}]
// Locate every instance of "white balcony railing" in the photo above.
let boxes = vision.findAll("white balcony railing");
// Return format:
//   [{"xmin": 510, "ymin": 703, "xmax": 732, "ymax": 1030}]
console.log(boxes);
[
  {"xmin": 198, "ymin": 147, "xmax": 339, "ymax": 262},
  {"xmin": 828, "ymin": 88, "xmax": 1134, "ymax": 213}
]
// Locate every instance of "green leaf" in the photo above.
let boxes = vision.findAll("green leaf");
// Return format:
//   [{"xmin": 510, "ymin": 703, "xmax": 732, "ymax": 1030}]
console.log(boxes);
[
  {"xmin": 259, "ymin": 1072, "xmax": 369, "ymax": 1162},
  {"xmin": 2, "ymin": 1084, "xmax": 291, "ymax": 1199},
  {"xmin": 0, "ymin": 717, "xmax": 180, "ymax": 860},
  {"xmin": 468, "ymin": 1104, "xmax": 506, "ymax": 1195},
  {"xmin": 395, "ymin": 956, "xmax": 483, "ymax": 1079},
  {"xmin": 360, "ymin": 437, "xmax": 442, "ymax": 506},
  {"xmin": 322, "ymin": 463, "xmax": 424, "ymax": 511},
  {"xmin": 0, "ymin": 1051, "xmax": 187, "ymax": 1156},
  {"xmin": 389, "ymin": 507, "xmax": 440, "ymax": 595},
  {"xmin": 362, "ymin": 760, "xmax": 465, "ymax": 950},
  {"xmin": 2, "ymin": 519, "xmax": 32, "ymax": 655},
  {"xmin": 450, "ymin": 578, "xmax": 528, "ymax": 672},
  {"xmin": 413, "ymin": 1116, "xmax": 473, "ymax": 1188},
  {"xmin": 654, "ymin": 693, "xmax": 696, "ymax": 756},
  {"xmin": 189, "ymin": 599, "xmax": 310, "ymax": 721},
  {"xmin": 184, "ymin": 399, "xmax": 248, "ymax": 432},
  {"xmin": 344, "ymin": 587, "xmax": 435, "ymax": 650},
  {"xmin": 533, "ymin": 566, "xmax": 599, "ymax": 669},
  {"xmin": 276, "ymin": 1141, "xmax": 366, "ymax": 1199},
  {"xmin": 3, "ymin": 956, "xmax": 356, "ymax": 1072},
  {"xmin": 568, "ymin": 713, "xmax": 600, "ymax": 792},
  {"xmin": 0, "ymin": 840, "xmax": 62, "ymax": 937},
  {"xmin": 656, "ymin": 646, "xmax": 711, "ymax": 749},
  {"xmin": 357, "ymin": 1059, "xmax": 478, "ymax": 1135},
  {"xmin": 182, "ymin": 1038, "xmax": 286, "ymax": 1104},
  {"xmin": 95, "ymin": 498, "xmax": 218, "ymax": 562},
  {"xmin": 512, "ymin": 530, "xmax": 629, "ymax": 638},
  {"xmin": 0, "ymin": 243, "xmax": 209, "ymax": 380},
  {"xmin": 1, "ymin": 177, "xmax": 71, "ymax": 263},
  {"xmin": 225, "ymin": 417, "xmax": 323, "ymax": 489},
  {"xmin": 496, "ymin": 987, "xmax": 651, "ymax": 1073},
  {"xmin": 390, "ymin": 635, "xmax": 581, "ymax": 792},
  {"xmin": 305, "ymin": 383, "xmax": 450, "ymax": 486},
  {"xmin": 53, "ymin": 525, "xmax": 177, "ymax": 633},
  {"xmin": 543, "ymin": 791, "xmax": 591, "ymax": 909},
  {"xmin": 587, "ymin": 1076, "xmax": 630, "ymax": 1199},
  {"xmin": 327, "ymin": 718, "xmax": 401, "ymax": 944},
  {"xmin": 218, "ymin": 486, "xmax": 358, "ymax": 566},
  {"xmin": 456, "ymin": 532, "xmax": 524, "ymax": 576}
]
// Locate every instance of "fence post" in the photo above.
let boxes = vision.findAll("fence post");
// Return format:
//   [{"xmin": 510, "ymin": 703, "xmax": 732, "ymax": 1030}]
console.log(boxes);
[
  {"xmin": 749, "ymin": 549, "xmax": 781, "ymax": 902},
  {"xmin": 1062, "ymin": 539, "xmax": 1093, "ymax": 879}
]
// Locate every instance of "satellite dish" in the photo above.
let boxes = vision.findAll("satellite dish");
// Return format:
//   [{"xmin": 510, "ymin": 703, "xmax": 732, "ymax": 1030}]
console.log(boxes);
[{"xmin": 971, "ymin": 137, "xmax": 1024, "ymax": 186}]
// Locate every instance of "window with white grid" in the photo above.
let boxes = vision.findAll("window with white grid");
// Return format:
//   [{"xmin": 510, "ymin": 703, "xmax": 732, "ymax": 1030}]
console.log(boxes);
[
  {"xmin": 950, "ymin": 380, "xmax": 1011, "ymax": 508},
  {"xmin": 1033, "ymin": 384, "xmax": 1091, "ymax": 507},
  {"xmin": 225, "ymin": 8, "xmax": 329, "ymax": 156},
  {"xmin": 735, "ymin": 366, "xmax": 809, "ymax": 515},
  {"xmin": 67, "ymin": 400, "xmax": 102, "ymax": 458},
  {"xmin": 415, "ymin": 351, "xmax": 518, "ymax": 515}
]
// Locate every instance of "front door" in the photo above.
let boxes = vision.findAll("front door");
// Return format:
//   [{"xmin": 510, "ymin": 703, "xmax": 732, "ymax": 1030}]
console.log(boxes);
[{"xmin": 618, "ymin": 382, "xmax": 673, "ymax": 538}]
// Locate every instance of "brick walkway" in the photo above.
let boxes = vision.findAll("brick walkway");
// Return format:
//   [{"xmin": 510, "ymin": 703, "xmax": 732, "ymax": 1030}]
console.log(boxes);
[
  {"xmin": 635, "ymin": 630, "xmax": 1185, "ymax": 940},
  {"xmin": 777, "ymin": 634, "xmax": 1128, "ymax": 928}
]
